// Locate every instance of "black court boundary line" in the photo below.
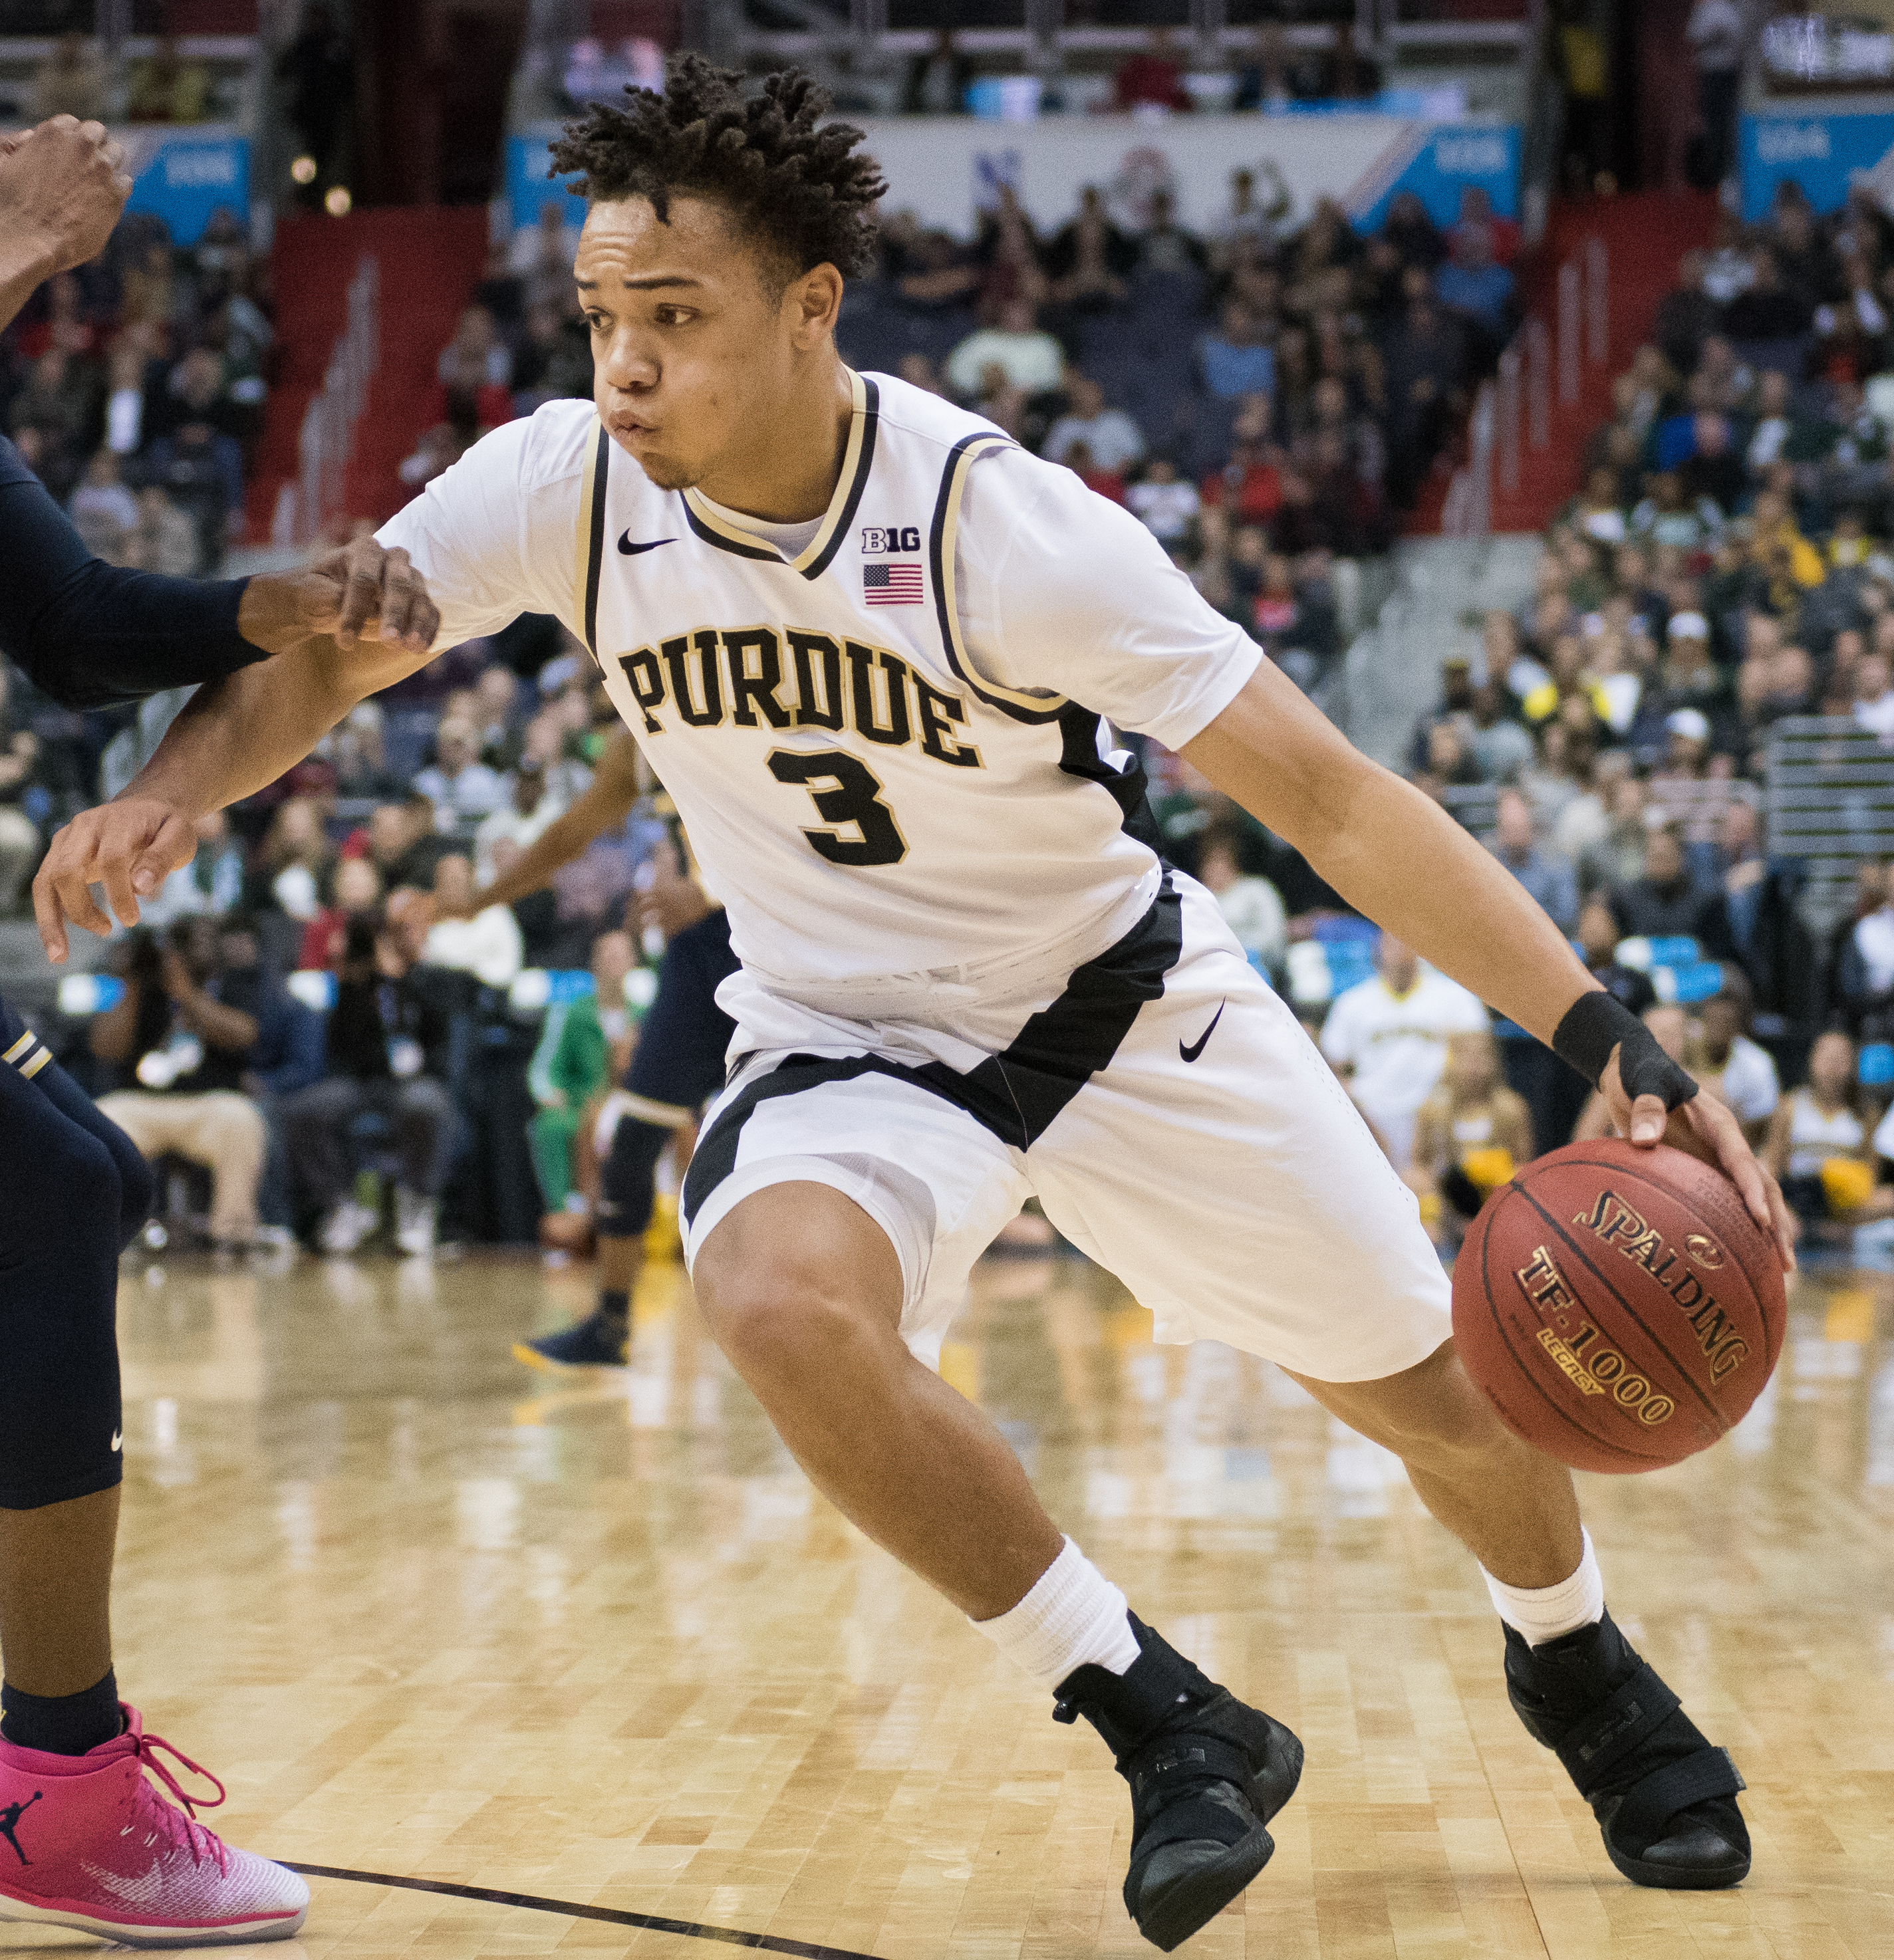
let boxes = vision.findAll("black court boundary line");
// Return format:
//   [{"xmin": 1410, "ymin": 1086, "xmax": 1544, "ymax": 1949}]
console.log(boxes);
[{"xmin": 285, "ymin": 1863, "xmax": 888, "ymax": 1960}]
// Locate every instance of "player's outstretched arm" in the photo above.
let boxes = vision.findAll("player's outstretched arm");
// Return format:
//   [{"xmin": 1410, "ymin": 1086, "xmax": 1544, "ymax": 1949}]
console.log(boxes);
[
  {"xmin": 33, "ymin": 616, "xmax": 436, "ymax": 962},
  {"xmin": 1184, "ymin": 660, "xmax": 1794, "ymax": 1265},
  {"xmin": 442, "ymin": 731, "xmax": 646, "ymax": 919}
]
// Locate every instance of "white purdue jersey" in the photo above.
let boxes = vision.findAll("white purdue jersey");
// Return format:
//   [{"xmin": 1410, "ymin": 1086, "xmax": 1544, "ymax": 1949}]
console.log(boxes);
[{"xmin": 378, "ymin": 373, "xmax": 1259, "ymax": 1007}]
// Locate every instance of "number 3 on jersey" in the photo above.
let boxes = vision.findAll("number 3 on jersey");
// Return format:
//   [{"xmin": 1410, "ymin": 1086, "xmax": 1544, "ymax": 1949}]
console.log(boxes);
[{"xmin": 768, "ymin": 750, "xmax": 908, "ymax": 867}]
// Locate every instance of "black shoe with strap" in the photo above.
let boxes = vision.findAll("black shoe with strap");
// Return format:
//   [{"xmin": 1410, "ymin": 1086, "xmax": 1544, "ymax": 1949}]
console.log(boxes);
[
  {"xmin": 1504, "ymin": 1611, "xmax": 1749, "ymax": 1890},
  {"xmin": 1053, "ymin": 1615, "xmax": 1303, "ymax": 1951}
]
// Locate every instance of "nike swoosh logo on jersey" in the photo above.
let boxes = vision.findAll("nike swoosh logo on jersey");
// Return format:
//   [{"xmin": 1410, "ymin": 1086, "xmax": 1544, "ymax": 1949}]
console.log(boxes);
[
  {"xmin": 618, "ymin": 533, "xmax": 678, "ymax": 554},
  {"xmin": 1179, "ymin": 1001, "xmax": 1226, "ymax": 1064},
  {"xmin": 110, "ymin": 1430, "xmax": 122, "ymax": 1451}
]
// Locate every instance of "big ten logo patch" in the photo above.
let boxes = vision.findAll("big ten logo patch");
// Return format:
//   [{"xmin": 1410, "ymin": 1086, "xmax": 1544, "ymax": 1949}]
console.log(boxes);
[{"xmin": 861, "ymin": 527, "xmax": 921, "ymax": 554}]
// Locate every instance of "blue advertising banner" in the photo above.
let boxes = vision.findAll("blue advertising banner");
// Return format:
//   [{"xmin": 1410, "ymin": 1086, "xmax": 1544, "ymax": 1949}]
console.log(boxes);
[
  {"xmin": 1351, "ymin": 122, "xmax": 1522, "ymax": 229},
  {"xmin": 1740, "ymin": 104, "xmax": 1894, "ymax": 219},
  {"xmin": 507, "ymin": 132, "xmax": 581, "ymax": 233},
  {"xmin": 122, "ymin": 128, "xmax": 249, "ymax": 244}
]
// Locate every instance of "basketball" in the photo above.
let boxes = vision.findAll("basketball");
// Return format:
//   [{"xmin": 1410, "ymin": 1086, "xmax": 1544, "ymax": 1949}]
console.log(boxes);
[{"xmin": 1452, "ymin": 1140, "xmax": 1787, "ymax": 1474}]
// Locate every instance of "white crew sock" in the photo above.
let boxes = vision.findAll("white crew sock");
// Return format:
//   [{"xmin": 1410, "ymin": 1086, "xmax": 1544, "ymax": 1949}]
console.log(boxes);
[
  {"xmin": 1482, "ymin": 1529, "xmax": 1605, "ymax": 1646},
  {"xmin": 972, "ymin": 1537, "xmax": 1143, "ymax": 1688}
]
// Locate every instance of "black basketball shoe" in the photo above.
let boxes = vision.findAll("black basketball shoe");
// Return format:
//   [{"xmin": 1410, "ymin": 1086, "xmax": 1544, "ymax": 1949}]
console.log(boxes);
[
  {"xmin": 1504, "ymin": 1611, "xmax": 1749, "ymax": 1889},
  {"xmin": 512, "ymin": 1308, "xmax": 628, "ymax": 1370},
  {"xmin": 1053, "ymin": 1616, "xmax": 1303, "ymax": 1951}
]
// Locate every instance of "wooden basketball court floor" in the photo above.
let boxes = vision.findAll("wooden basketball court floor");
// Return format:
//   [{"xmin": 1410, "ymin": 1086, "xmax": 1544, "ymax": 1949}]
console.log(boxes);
[{"xmin": 19, "ymin": 1243, "xmax": 1890, "ymax": 1960}]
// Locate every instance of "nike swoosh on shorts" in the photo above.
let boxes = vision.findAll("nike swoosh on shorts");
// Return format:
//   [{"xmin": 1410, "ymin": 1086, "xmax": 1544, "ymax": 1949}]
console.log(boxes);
[{"xmin": 1180, "ymin": 1000, "xmax": 1226, "ymax": 1064}]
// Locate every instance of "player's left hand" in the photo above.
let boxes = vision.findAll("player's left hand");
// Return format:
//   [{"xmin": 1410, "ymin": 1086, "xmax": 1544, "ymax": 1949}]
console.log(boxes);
[
  {"xmin": 0, "ymin": 116, "xmax": 132, "ymax": 276},
  {"xmin": 1603, "ymin": 1050, "xmax": 1797, "ymax": 1273},
  {"xmin": 237, "ymin": 536, "xmax": 440, "ymax": 656},
  {"xmin": 32, "ymin": 795, "xmax": 197, "ymax": 964}
]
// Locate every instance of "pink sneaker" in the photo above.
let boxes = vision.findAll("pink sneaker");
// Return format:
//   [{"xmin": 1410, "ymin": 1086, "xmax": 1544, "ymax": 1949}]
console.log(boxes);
[{"xmin": 0, "ymin": 1704, "xmax": 307, "ymax": 1947}]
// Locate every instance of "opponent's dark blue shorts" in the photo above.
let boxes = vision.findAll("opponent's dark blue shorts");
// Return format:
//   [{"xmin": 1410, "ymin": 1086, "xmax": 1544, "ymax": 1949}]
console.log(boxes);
[{"xmin": 622, "ymin": 909, "xmax": 740, "ymax": 1118}]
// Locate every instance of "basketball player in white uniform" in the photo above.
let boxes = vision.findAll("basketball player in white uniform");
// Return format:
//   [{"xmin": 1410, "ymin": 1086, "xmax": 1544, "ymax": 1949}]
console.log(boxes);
[{"xmin": 41, "ymin": 61, "xmax": 1795, "ymax": 1943}]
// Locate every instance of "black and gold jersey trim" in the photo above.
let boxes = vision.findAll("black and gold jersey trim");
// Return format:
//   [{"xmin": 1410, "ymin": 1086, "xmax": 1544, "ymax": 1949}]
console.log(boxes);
[
  {"xmin": 681, "ymin": 501, "xmax": 777, "ymax": 560},
  {"xmin": 575, "ymin": 420, "xmax": 612, "ymax": 662},
  {"xmin": 927, "ymin": 432, "xmax": 1067, "ymax": 727},
  {"xmin": 680, "ymin": 371, "xmax": 880, "ymax": 580}
]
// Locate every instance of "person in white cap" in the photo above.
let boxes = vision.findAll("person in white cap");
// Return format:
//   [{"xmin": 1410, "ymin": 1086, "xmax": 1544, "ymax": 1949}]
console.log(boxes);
[
  {"xmin": 1662, "ymin": 614, "xmax": 1725, "ymax": 707},
  {"xmin": 1649, "ymin": 703, "xmax": 1756, "ymax": 853}
]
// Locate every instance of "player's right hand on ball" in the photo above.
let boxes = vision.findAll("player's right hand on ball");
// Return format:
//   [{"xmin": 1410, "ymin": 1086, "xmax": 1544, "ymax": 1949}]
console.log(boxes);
[
  {"xmin": 32, "ymin": 796, "xmax": 197, "ymax": 964},
  {"xmin": 1603, "ymin": 1048, "xmax": 1797, "ymax": 1273},
  {"xmin": 0, "ymin": 116, "xmax": 132, "ymax": 275}
]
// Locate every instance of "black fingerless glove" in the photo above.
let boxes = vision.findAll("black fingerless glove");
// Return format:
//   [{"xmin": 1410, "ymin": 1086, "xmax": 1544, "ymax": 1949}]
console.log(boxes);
[{"xmin": 1552, "ymin": 990, "xmax": 1698, "ymax": 1108}]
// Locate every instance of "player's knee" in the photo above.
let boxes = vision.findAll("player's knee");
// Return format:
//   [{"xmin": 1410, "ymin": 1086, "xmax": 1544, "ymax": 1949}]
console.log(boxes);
[{"xmin": 696, "ymin": 1222, "xmax": 895, "ymax": 1394}]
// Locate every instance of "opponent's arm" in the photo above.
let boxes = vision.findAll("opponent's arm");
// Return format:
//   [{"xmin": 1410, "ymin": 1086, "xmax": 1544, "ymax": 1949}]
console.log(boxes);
[
  {"xmin": 1182, "ymin": 660, "xmax": 1792, "ymax": 1261},
  {"xmin": 446, "ymin": 732, "xmax": 645, "ymax": 917}
]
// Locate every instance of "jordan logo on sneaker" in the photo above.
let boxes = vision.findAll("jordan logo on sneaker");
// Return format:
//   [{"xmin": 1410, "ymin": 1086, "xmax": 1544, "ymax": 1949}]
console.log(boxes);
[
  {"xmin": 1180, "ymin": 1001, "xmax": 1226, "ymax": 1064},
  {"xmin": 0, "ymin": 1791, "xmax": 43, "ymax": 1866}
]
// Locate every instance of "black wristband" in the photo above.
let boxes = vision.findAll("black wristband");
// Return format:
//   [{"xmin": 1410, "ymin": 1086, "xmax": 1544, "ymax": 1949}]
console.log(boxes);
[{"xmin": 1552, "ymin": 989, "xmax": 1699, "ymax": 1108}]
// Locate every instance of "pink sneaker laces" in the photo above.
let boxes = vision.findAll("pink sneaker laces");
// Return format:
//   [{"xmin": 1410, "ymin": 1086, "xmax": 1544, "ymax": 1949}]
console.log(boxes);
[{"xmin": 122, "ymin": 1729, "xmax": 231, "ymax": 1875}]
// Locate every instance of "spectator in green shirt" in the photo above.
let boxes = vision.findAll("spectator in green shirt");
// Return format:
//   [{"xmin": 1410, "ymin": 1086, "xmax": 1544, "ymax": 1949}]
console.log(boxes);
[{"xmin": 527, "ymin": 929, "xmax": 636, "ymax": 1216}]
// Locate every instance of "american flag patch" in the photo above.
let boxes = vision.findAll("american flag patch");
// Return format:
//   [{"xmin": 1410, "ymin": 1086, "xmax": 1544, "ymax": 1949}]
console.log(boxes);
[{"xmin": 863, "ymin": 561, "xmax": 923, "ymax": 606}]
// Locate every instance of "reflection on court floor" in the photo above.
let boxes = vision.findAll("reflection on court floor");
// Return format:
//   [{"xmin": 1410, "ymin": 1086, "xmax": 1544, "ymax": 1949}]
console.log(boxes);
[{"xmin": 42, "ymin": 1245, "xmax": 1893, "ymax": 1960}]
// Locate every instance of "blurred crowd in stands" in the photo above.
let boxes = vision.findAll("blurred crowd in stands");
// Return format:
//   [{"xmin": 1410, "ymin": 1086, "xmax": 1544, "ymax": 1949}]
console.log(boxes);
[
  {"xmin": 1, "ymin": 202, "xmax": 266, "ymax": 574},
  {"xmin": 39, "ymin": 638, "xmax": 658, "ymax": 1260},
  {"xmin": 1340, "ymin": 177, "xmax": 1894, "ymax": 1260},
  {"xmin": 24, "ymin": 31, "xmax": 218, "ymax": 128}
]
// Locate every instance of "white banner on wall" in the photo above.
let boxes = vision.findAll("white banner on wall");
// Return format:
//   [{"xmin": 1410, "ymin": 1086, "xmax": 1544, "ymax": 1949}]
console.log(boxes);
[
  {"xmin": 849, "ymin": 113, "xmax": 1520, "ymax": 237},
  {"xmin": 507, "ymin": 114, "xmax": 1520, "ymax": 241}
]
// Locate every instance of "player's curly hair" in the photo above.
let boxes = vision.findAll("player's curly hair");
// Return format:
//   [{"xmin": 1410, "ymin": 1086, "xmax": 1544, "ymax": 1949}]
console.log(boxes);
[{"xmin": 547, "ymin": 57, "xmax": 886, "ymax": 281}]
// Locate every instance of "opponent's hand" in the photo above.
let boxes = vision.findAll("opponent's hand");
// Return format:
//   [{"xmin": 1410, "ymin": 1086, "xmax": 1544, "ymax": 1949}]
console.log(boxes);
[
  {"xmin": 32, "ymin": 796, "xmax": 197, "ymax": 964},
  {"xmin": 1602, "ymin": 1048, "xmax": 1797, "ymax": 1273},
  {"xmin": 0, "ymin": 117, "xmax": 132, "ymax": 275},
  {"xmin": 637, "ymin": 838, "xmax": 712, "ymax": 939},
  {"xmin": 237, "ymin": 536, "xmax": 439, "ymax": 656}
]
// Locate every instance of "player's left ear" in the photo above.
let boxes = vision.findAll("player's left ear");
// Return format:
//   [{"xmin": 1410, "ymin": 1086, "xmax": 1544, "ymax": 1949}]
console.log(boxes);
[{"xmin": 784, "ymin": 262, "xmax": 843, "ymax": 348}]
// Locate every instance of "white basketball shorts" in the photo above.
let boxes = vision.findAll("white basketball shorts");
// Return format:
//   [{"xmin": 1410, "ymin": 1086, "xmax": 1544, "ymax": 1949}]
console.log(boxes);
[{"xmin": 679, "ymin": 876, "xmax": 1453, "ymax": 1384}]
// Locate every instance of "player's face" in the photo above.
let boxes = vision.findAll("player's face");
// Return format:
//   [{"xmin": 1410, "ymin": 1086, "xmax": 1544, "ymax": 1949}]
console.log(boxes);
[{"xmin": 575, "ymin": 195, "xmax": 835, "ymax": 493}]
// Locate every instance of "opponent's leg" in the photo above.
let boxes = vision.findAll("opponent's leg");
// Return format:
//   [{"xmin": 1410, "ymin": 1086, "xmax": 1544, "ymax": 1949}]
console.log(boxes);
[
  {"xmin": 0, "ymin": 1045, "xmax": 307, "ymax": 1943},
  {"xmin": 1293, "ymin": 1340, "xmax": 1748, "ymax": 1889},
  {"xmin": 525, "ymin": 906, "xmax": 738, "ymax": 1367},
  {"xmin": 518, "ymin": 1112, "xmax": 668, "ymax": 1368},
  {"xmin": 694, "ymin": 1179, "xmax": 1302, "ymax": 1949}
]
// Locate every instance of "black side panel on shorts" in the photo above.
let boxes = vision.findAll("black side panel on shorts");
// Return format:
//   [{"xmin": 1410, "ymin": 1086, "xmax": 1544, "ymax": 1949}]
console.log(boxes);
[
  {"xmin": 916, "ymin": 879, "xmax": 1180, "ymax": 1149},
  {"xmin": 681, "ymin": 1053, "xmax": 895, "ymax": 1227},
  {"xmin": 680, "ymin": 882, "xmax": 1183, "ymax": 1225}
]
